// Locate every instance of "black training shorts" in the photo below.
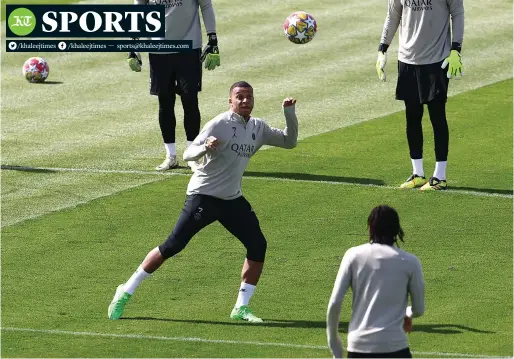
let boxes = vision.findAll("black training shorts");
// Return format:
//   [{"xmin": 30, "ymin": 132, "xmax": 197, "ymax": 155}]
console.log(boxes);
[
  {"xmin": 396, "ymin": 60, "xmax": 449, "ymax": 104},
  {"xmin": 149, "ymin": 49, "xmax": 202, "ymax": 96},
  {"xmin": 158, "ymin": 194, "xmax": 267, "ymax": 262},
  {"xmin": 347, "ymin": 347, "xmax": 412, "ymax": 358}
]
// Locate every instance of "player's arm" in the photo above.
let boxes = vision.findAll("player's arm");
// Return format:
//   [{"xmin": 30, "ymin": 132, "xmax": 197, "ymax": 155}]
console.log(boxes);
[
  {"xmin": 183, "ymin": 120, "xmax": 229, "ymax": 161},
  {"xmin": 183, "ymin": 121, "xmax": 216, "ymax": 161},
  {"xmin": 261, "ymin": 98, "xmax": 298, "ymax": 149},
  {"xmin": 380, "ymin": 0, "xmax": 402, "ymax": 44},
  {"xmin": 199, "ymin": 0, "xmax": 220, "ymax": 70},
  {"xmin": 326, "ymin": 250, "xmax": 353, "ymax": 359},
  {"xmin": 376, "ymin": 0, "xmax": 402, "ymax": 81},
  {"xmin": 407, "ymin": 256, "xmax": 426, "ymax": 319},
  {"xmin": 448, "ymin": 0, "xmax": 464, "ymax": 46},
  {"xmin": 199, "ymin": 0, "xmax": 216, "ymax": 35},
  {"xmin": 442, "ymin": 0, "xmax": 465, "ymax": 78}
]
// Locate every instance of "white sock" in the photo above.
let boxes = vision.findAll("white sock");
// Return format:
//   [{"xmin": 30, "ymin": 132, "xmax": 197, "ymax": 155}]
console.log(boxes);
[
  {"xmin": 411, "ymin": 158, "xmax": 424, "ymax": 177},
  {"xmin": 235, "ymin": 282, "xmax": 256, "ymax": 308},
  {"xmin": 164, "ymin": 143, "xmax": 176, "ymax": 157},
  {"xmin": 186, "ymin": 141, "xmax": 194, "ymax": 148},
  {"xmin": 123, "ymin": 266, "xmax": 151, "ymax": 295},
  {"xmin": 433, "ymin": 161, "xmax": 447, "ymax": 180}
]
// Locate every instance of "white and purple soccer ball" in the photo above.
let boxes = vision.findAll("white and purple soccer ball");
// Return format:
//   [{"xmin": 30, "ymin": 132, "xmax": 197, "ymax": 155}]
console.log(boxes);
[{"xmin": 23, "ymin": 57, "xmax": 50, "ymax": 83}]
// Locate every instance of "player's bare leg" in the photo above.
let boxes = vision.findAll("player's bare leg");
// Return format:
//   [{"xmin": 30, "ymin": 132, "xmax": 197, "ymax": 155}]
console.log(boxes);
[
  {"xmin": 108, "ymin": 248, "xmax": 164, "ymax": 320},
  {"xmin": 230, "ymin": 259, "xmax": 264, "ymax": 323},
  {"xmin": 241, "ymin": 258, "xmax": 263, "ymax": 285},
  {"xmin": 141, "ymin": 247, "xmax": 166, "ymax": 273}
]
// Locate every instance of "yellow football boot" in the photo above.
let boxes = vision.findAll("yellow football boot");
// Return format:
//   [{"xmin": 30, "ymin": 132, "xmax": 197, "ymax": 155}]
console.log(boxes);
[
  {"xmin": 420, "ymin": 177, "xmax": 448, "ymax": 191},
  {"xmin": 400, "ymin": 174, "xmax": 428, "ymax": 189}
]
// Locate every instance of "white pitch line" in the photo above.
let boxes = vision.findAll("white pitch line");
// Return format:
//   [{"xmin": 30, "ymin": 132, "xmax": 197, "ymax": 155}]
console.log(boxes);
[
  {"xmin": 1, "ymin": 327, "xmax": 509, "ymax": 358},
  {"xmin": 1, "ymin": 165, "xmax": 512, "ymax": 199},
  {"xmin": 1, "ymin": 327, "xmax": 325, "ymax": 350}
]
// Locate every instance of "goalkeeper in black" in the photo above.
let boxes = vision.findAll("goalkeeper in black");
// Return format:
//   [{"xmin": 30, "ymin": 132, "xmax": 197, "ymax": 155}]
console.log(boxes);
[
  {"xmin": 128, "ymin": 0, "xmax": 220, "ymax": 172},
  {"xmin": 376, "ymin": 0, "xmax": 464, "ymax": 191}
]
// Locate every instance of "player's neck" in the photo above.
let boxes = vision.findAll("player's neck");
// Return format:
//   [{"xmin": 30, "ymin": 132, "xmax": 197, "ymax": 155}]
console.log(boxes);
[{"xmin": 231, "ymin": 111, "xmax": 250, "ymax": 123}]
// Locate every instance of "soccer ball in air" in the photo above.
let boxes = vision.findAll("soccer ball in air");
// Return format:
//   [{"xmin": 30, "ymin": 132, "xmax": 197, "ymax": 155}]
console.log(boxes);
[
  {"xmin": 283, "ymin": 11, "xmax": 317, "ymax": 44},
  {"xmin": 22, "ymin": 57, "xmax": 50, "ymax": 83}
]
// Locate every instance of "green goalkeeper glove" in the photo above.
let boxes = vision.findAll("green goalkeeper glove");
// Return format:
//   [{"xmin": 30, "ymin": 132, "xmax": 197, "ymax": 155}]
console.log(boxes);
[
  {"xmin": 201, "ymin": 33, "xmax": 220, "ymax": 71},
  {"xmin": 441, "ymin": 47, "xmax": 464, "ymax": 79},
  {"xmin": 127, "ymin": 38, "xmax": 142, "ymax": 72},
  {"xmin": 376, "ymin": 43, "xmax": 389, "ymax": 82},
  {"xmin": 127, "ymin": 51, "xmax": 142, "ymax": 72}
]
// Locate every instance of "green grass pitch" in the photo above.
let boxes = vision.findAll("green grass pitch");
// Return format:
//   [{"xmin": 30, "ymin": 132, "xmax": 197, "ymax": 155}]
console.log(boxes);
[{"xmin": 1, "ymin": 0, "xmax": 512, "ymax": 357}]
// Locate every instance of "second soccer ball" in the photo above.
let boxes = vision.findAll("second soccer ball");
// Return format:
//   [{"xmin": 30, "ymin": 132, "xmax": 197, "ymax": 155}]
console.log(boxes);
[
  {"xmin": 22, "ymin": 57, "xmax": 50, "ymax": 83},
  {"xmin": 283, "ymin": 11, "xmax": 317, "ymax": 45}
]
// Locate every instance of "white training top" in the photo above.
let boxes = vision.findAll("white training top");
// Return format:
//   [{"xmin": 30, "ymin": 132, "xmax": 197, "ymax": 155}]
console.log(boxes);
[
  {"xmin": 327, "ymin": 243, "xmax": 425, "ymax": 357},
  {"xmin": 380, "ymin": 0, "xmax": 464, "ymax": 65},
  {"xmin": 135, "ymin": 0, "xmax": 216, "ymax": 51},
  {"xmin": 183, "ymin": 106, "xmax": 298, "ymax": 200}
]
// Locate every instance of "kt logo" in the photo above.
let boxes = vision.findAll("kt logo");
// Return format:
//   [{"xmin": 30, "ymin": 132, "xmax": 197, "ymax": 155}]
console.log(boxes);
[{"xmin": 8, "ymin": 8, "xmax": 36, "ymax": 36}]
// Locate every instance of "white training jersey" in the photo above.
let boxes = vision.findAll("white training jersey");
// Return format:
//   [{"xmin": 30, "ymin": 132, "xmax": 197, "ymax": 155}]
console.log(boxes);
[
  {"xmin": 135, "ymin": 0, "xmax": 216, "ymax": 50},
  {"xmin": 327, "ymin": 243, "xmax": 425, "ymax": 355},
  {"xmin": 183, "ymin": 106, "xmax": 298, "ymax": 200},
  {"xmin": 380, "ymin": 0, "xmax": 465, "ymax": 65}
]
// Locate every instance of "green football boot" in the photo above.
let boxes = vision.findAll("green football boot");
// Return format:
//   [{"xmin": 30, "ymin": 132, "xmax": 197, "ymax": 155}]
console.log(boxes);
[
  {"xmin": 108, "ymin": 284, "xmax": 131, "ymax": 320},
  {"xmin": 230, "ymin": 305, "xmax": 263, "ymax": 323}
]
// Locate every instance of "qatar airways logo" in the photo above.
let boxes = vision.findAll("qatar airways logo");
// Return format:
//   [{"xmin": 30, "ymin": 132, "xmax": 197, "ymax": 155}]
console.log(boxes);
[
  {"xmin": 150, "ymin": 0, "xmax": 183, "ymax": 8},
  {"xmin": 404, "ymin": 0, "xmax": 432, "ymax": 11},
  {"xmin": 231, "ymin": 143, "xmax": 255, "ymax": 158}
]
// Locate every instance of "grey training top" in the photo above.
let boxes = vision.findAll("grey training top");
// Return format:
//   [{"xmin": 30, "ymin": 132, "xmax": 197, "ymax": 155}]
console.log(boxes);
[
  {"xmin": 380, "ymin": 0, "xmax": 464, "ymax": 65},
  {"xmin": 135, "ymin": 0, "xmax": 216, "ymax": 50},
  {"xmin": 183, "ymin": 106, "xmax": 298, "ymax": 200},
  {"xmin": 327, "ymin": 243, "xmax": 425, "ymax": 355}
]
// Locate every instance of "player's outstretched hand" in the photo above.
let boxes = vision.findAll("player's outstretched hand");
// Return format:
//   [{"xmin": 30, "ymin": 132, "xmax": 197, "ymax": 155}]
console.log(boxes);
[
  {"xmin": 283, "ymin": 97, "xmax": 296, "ymax": 108},
  {"xmin": 205, "ymin": 136, "xmax": 218, "ymax": 151}
]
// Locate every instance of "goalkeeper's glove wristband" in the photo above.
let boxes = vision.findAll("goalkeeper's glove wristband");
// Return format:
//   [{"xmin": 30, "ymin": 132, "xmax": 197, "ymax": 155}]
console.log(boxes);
[
  {"xmin": 451, "ymin": 42, "xmax": 462, "ymax": 52},
  {"xmin": 442, "ymin": 43, "xmax": 463, "ymax": 79},
  {"xmin": 376, "ymin": 43, "xmax": 388, "ymax": 82},
  {"xmin": 201, "ymin": 33, "xmax": 220, "ymax": 71},
  {"xmin": 127, "ymin": 38, "xmax": 142, "ymax": 72},
  {"xmin": 378, "ymin": 43, "xmax": 389, "ymax": 53}
]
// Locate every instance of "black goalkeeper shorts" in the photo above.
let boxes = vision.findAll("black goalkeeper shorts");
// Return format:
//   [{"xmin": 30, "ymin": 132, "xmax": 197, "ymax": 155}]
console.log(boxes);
[
  {"xmin": 396, "ymin": 60, "xmax": 449, "ymax": 104},
  {"xmin": 149, "ymin": 49, "xmax": 202, "ymax": 96}
]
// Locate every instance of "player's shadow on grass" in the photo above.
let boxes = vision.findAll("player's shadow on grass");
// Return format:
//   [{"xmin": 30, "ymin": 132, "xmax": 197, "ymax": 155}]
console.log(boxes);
[
  {"xmin": 411, "ymin": 324, "xmax": 495, "ymax": 334},
  {"xmin": 124, "ymin": 317, "xmax": 494, "ymax": 334},
  {"xmin": 244, "ymin": 171, "xmax": 385, "ymax": 186},
  {"xmin": 1, "ymin": 164, "xmax": 57, "ymax": 173},
  {"xmin": 124, "ymin": 317, "xmax": 349, "ymax": 330},
  {"xmin": 244, "ymin": 171, "xmax": 512, "ymax": 196}
]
